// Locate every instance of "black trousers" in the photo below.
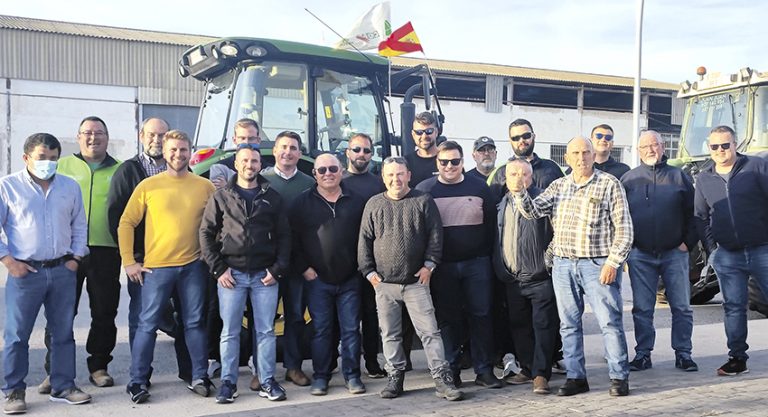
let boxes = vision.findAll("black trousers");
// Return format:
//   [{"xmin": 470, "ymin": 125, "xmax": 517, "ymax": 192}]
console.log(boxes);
[
  {"xmin": 360, "ymin": 275, "xmax": 382, "ymax": 368},
  {"xmin": 505, "ymin": 279, "xmax": 559, "ymax": 380}
]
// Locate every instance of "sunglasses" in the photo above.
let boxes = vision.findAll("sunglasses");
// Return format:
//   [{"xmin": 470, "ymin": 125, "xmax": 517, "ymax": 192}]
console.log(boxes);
[
  {"xmin": 594, "ymin": 133, "xmax": 614, "ymax": 141},
  {"xmin": 349, "ymin": 147, "xmax": 373, "ymax": 154},
  {"xmin": 709, "ymin": 143, "xmax": 732, "ymax": 151},
  {"xmin": 236, "ymin": 143, "xmax": 260, "ymax": 151},
  {"xmin": 413, "ymin": 128, "xmax": 436, "ymax": 136},
  {"xmin": 313, "ymin": 165, "xmax": 340, "ymax": 175},
  {"xmin": 510, "ymin": 132, "xmax": 533, "ymax": 142},
  {"xmin": 438, "ymin": 158, "xmax": 462, "ymax": 167}
]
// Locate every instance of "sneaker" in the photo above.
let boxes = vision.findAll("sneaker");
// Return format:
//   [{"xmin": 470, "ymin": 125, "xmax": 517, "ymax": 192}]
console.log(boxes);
[
  {"xmin": 380, "ymin": 371, "xmax": 405, "ymax": 399},
  {"xmin": 366, "ymin": 364, "xmax": 387, "ymax": 379},
  {"xmin": 345, "ymin": 377, "xmax": 366, "ymax": 394},
  {"xmin": 309, "ymin": 378, "xmax": 328, "ymax": 396},
  {"xmin": 557, "ymin": 378, "xmax": 590, "ymax": 396},
  {"xmin": 609, "ymin": 378, "xmax": 629, "ymax": 396},
  {"xmin": 207, "ymin": 360, "xmax": 222, "ymax": 379},
  {"xmin": 259, "ymin": 377, "xmax": 286, "ymax": 401},
  {"xmin": 504, "ymin": 371, "xmax": 532, "ymax": 385},
  {"xmin": 187, "ymin": 378, "xmax": 215, "ymax": 397},
  {"xmin": 628, "ymin": 355, "xmax": 652, "ymax": 371},
  {"xmin": 717, "ymin": 357, "xmax": 748, "ymax": 376},
  {"xmin": 475, "ymin": 372, "xmax": 503, "ymax": 389},
  {"xmin": 89, "ymin": 369, "xmax": 114, "ymax": 387},
  {"xmin": 126, "ymin": 383, "xmax": 150, "ymax": 404},
  {"xmin": 37, "ymin": 376, "xmax": 51, "ymax": 395},
  {"xmin": 49, "ymin": 387, "xmax": 92, "ymax": 405},
  {"xmin": 551, "ymin": 360, "xmax": 567, "ymax": 375},
  {"xmin": 675, "ymin": 357, "xmax": 699, "ymax": 372},
  {"xmin": 3, "ymin": 390, "xmax": 26, "ymax": 414},
  {"xmin": 215, "ymin": 380, "xmax": 238, "ymax": 404},
  {"xmin": 434, "ymin": 370, "xmax": 463, "ymax": 401},
  {"xmin": 533, "ymin": 376, "xmax": 550, "ymax": 395},
  {"xmin": 249, "ymin": 375, "xmax": 261, "ymax": 392},
  {"xmin": 285, "ymin": 369, "xmax": 311, "ymax": 386}
]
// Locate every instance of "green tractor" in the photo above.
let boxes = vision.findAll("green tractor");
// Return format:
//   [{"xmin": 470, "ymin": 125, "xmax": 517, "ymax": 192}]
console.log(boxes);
[{"xmin": 671, "ymin": 66, "xmax": 768, "ymax": 312}]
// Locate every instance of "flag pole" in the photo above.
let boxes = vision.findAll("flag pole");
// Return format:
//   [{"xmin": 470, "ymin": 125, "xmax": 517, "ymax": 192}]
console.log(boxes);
[
  {"xmin": 631, "ymin": 0, "xmax": 645, "ymax": 167},
  {"xmin": 304, "ymin": 8, "xmax": 375, "ymax": 64}
]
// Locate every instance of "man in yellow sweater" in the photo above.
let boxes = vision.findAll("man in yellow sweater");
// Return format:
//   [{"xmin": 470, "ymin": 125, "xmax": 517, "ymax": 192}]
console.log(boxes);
[{"xmin": 117, "ymin": 130, "xmax": 215, "ymax": 404}]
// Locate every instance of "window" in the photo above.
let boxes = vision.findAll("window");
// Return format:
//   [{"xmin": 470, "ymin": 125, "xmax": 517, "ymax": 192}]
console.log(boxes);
[
  {"xmin": 610, "ymin": 147, "xmax": 624, "ymax": 163},
  {"xmin": 513, "ymin": 84, "xmax": 578, "ymax": 108},
  {"xmin": 662, "ymin": 133, "xmax": 680, "ymax": 159},
  {"xmin": 550, "ymin": 144, "xmax": 567, "ymax": 166},
  {"xmin": 583, "ymin": 90, "xmax": 632, "ymax": 112}
]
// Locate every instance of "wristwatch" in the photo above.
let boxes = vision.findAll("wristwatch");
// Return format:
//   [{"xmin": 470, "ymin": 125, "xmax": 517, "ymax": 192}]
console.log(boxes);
[{"xmin": 425, "ymin": 261, "xmax": 437, "ymax": 273}]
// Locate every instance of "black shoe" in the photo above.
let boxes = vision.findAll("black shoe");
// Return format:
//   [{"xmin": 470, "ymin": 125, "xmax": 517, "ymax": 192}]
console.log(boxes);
[
  {"xmin": 717, "ymin": 357, "xmax": 748, "ymax": 376},
  {"xmin": 380, "ymin": 371, "xmax": 405, "ymax": 399},
  {"xmin": 557, "ymin": 378, "xmax": 590, "ymax": 396},
  {"xmin": 609, "ymin": 378, "xmax": 629, "ymax": 396},
  {"xmin": 366, "ymin": 364, "xmax": 387, "ymax": 379},
  {"xmin": 628, "ymin": 355, "xmax": 652, "ymax": 371},
  {"xmin": 675, "ymin": 357, "xmax": 699, "ymax": 372},
  {"xmin": 475, "ymin": 372, "xmax": 503, "ymax": 389},
  {"xmin": 126, "ymin": 384, "xmax": 150, "ymax": 404},
  {"xmin": 452, "ymin": 370, "xmax": 463, "ymax": 388},
  {"xmin": 187, "ymin": 377, "xmax": 215, "ymax": 397}
]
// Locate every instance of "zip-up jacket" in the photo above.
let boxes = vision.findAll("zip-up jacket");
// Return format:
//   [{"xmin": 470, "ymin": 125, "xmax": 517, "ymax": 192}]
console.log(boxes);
[
  {"xmin": 487, "ymin": 153, "xmax": 564, "ymax": 203},
  {"xmin": 621, "ymin": 156, "xmax": 697, "ymax": 253},
  {"xmin": 58, "ymin": 153, "xmax": 120, "ymax": 247},
  {"xmin": 493, "ymin": 187, "xmax": 552, "ymax": 284},
  {"xmin": 694, "ymin": 153, "xmax": 768, "ymax": 253},
  {"xmin": 290, "ymin": 184, "xmax": 366, "ymax": 284},
  {"xmin": 199, "ymin": 174, "xmax": 291, "ymax": 279},
  {"xmin": 107, "ymin": 156, "xmax": 152, "ymax": 259}
]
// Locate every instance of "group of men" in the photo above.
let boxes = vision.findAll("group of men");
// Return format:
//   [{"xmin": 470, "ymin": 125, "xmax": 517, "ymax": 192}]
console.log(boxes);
[{"xmin": 3, "ymin": 110, "xmax": 768, "ymax": 414}]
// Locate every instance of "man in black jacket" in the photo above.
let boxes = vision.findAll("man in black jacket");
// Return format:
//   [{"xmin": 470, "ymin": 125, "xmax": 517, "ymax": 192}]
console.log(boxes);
[
  {"xmin": 106, "ymin": 117, "xmax": 192, "ymax": 384},
  {"xmin": 358, "ymin": 157, "xmax": 462, "ymax": 401},
  {"xmin": 694, "ymin": 125, "xmax": 768, "ymax": 376},
  {"xmin": 590, "ymin": 124, "xmax": 630, "ymax": 179},
  {"xmin": 621, "ymin": 130, "xmax": 698, "ymax": 373},
  {"xmin": 199, "ymin": 144, "xmax": 290, "ymax": 403},
  {"xmin": 291, "ymin": 153, "xmax": 367, "ymax": 396},
  {"xmin": 493, "ymin": 159, "xmax": 559, "ymax": 394}
]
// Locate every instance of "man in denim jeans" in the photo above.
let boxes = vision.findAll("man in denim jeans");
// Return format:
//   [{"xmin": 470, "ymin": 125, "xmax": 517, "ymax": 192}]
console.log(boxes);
[
  {"xmin": 200, "ymin": 144, "xmax": 290, "ymax": 403},
  {"xmin": 621, "ymin": 130, "xmax": 698, "ymax": 373},
  {"xmin": 511, "ymin": 136, "xmax": 633, "ymax": 397},
  {"xmin": 118, "ymin": 130, "xmax": 215, "ymax": 404},
  {"xmin": 694, "ymin": 125, "xmax": 768, "ymax": 376}
]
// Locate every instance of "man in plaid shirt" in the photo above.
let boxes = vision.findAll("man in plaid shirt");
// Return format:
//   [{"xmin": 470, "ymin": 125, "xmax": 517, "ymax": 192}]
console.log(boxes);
[{"xmin": 510, "ymin": 136, "xmax": 633, "ymax": 397}]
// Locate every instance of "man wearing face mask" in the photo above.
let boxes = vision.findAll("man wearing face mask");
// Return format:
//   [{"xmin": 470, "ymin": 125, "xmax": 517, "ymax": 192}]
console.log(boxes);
[
  {"xmin": 404, "ymin": 112, "xmax": 440, "ymax": 188},
  {"xmin": 1, "ymin": 133, "xmax": 90, "ymax": 414},
  {"xmin": 45, "ymin": 116, "xmax": 122, "ymax": 390}
]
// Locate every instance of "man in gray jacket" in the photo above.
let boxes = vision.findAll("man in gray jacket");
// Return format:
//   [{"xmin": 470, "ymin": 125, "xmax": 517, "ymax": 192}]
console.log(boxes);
[{"xmin": 358, "ymin": 156, "xmax": 462, "ymax": 401}]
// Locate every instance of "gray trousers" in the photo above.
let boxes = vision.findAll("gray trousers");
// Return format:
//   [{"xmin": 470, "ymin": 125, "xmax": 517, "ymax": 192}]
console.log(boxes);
[{"xmin": 374, "ymin": 281, "xmax": 449, "ymax": 377}]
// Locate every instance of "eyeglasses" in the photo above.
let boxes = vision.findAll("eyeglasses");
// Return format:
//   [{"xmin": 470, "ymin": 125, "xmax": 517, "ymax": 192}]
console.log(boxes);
[
  {"xmin": 594, "ymin": 133, "xmax": 614, "ymax": 141},
  {"xmin": 476, "ymin": 147, "xmax": 496, "ymax": 153},
  {"xmin": 709, "ymin": 143, "xmax": 732, "ymax": 151},
  {"xmin": 313, "ymin": 165, "xmax": 340, "ymax": 175},
  {"xmin": 510, "ymin": 132, "xmax": 533, "ymax": 142},
  {"xmin": 236, "ymin": 143, "xmax": 261, "ymax": 151},
  {"xmin": 349, "ymin": 147, "xmax": 373, "ymax": 154},
  {"xmin": 79, "ymin": 131, "xmax": 107, "ymax": 138},
  {"xmin": 438, "ymin": 158, "xmax": 462, "ymax": 167},
  {"xmin": 638, "ymin": 143, "xmax": 662, "ymax": 151},
  {"xmin": 413, "ymin": 128, "xmax": 436, "ymax": 136}
]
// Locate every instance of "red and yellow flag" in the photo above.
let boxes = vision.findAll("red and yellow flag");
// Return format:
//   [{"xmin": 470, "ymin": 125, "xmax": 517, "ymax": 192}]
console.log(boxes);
[{"xmin": 378, "ymin": 21, "xmax": 423, "ymax": 57}]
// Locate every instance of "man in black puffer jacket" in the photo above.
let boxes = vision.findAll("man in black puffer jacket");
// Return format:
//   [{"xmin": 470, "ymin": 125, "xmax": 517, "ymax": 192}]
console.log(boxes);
[{"xmin": 492, "ymin": 159, "xmax": 559, "ymax": 395}]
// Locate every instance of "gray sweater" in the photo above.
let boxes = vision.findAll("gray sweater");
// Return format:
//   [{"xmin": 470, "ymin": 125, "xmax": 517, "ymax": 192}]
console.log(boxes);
[{"xmin": 358, "ymin": 189, "xmax": 443, "ymax": 285}]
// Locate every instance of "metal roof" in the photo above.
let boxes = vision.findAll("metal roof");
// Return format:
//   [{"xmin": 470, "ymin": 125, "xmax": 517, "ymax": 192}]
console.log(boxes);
[{"xmin": 391, "ymin": 56, "xmax": 679, "ymax": 91}]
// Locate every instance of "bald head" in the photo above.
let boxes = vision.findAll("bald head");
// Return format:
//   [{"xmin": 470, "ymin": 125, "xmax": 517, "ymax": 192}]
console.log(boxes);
[
  {"xmin": 313, "ymin": 153, "xmax": 342, "ymax": 192},
  {"xmin": 565, "ymin": 136, "xmax": 595, "ymax": 179}
]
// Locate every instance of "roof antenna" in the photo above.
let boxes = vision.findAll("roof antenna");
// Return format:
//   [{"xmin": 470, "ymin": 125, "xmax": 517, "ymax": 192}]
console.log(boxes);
[{"xmin": 304, "ymin": 8, "xmax": 375, "ymax": 65}]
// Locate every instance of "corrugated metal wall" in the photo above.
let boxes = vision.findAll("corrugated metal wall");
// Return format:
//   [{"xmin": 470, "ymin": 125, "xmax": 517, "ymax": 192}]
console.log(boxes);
[{"xmin": 0, "ymin": 29, "xmax": 203, "ymax": 106}]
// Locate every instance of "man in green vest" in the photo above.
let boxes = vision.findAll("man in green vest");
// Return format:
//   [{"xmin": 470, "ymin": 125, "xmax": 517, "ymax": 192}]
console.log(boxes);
[{"xmin": 40, "ymin": 116, "xmax": 122, "ymax": 392}]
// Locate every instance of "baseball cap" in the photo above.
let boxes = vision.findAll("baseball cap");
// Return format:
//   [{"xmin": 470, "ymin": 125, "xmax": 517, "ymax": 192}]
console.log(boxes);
[{"xmin": 473, "ymin": 136, "xmax": 496, "ymax": 151}]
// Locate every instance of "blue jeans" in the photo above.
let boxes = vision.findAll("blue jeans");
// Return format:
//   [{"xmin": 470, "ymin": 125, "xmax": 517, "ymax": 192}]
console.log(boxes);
[
  {"xmin": 628, "ymin": 247, "xmax": 692, "ymax": 359},
  {"xmin": 552, "ymin": 256, "xmax": 629, "ymax": 380},
  {"xmin": 710, "ymin": 244, "xmax": 768, "ymax": 360},
  {"xmin": 218, "ymin": 269, "xmax": 279, "ymax": 385},
  {"xmin": 4, "ymin": 265, "xmax": 77, "ymax": 393},
  {"xmin": 430, "ymin": 256, "xmax": 494, "ymax": 375},
  {"xmin": 129, "ymin": 260, "xmax": 208, "ymax": 385},
  {"xmin": 306, "ymin": 276, "xmax": 362, "ymax": 381},
  {"xmin": 280, "ymin": 272, "xmax": 307, "ymax": 370}
]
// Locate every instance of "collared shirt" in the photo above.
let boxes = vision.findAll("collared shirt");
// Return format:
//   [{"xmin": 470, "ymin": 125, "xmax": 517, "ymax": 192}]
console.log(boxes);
[
  {"xmin": 0, "ymin": 169, "xmax": 88, "ymax": 261},
  {"xmin": 515, "ymin": 169, "xmax": 633, "ymax": 269},
  {"xmin": 272, "ymin": 165, "xmax": 298, "ymax": 180},
  {"xmin": 138, "ymin": 152, "xmax": 166, "ymax": 177}
]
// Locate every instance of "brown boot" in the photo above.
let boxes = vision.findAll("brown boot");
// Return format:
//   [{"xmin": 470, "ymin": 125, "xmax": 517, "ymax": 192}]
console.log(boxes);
[
  {"xmin": 533, "ymin": 376, "xmax": 550, "ymax": 395},
  {"xmin": 285, "ymin": 369, "xmax": 311, "ymax": 386}
]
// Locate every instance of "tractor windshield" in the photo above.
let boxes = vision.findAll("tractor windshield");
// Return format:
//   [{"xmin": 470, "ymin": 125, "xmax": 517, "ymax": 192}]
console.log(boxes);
[{"xmin": 682, "ymin": 90, "xmax": 748, "ymax": 157}]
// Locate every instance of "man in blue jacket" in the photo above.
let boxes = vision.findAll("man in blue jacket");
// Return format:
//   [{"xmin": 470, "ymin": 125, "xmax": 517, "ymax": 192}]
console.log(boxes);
[
  {"xmin": 694, "ymin": 125, "xmax": 768, "ymax": 376},
  {"xmin": 621, "ymin": 130, "xmax": 698, "ymax": 373}
]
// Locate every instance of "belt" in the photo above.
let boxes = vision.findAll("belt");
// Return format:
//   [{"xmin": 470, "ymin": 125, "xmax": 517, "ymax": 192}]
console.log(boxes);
[{"xmin": 21, "ymin": 256, "xmax": 69, "ymax": 269}]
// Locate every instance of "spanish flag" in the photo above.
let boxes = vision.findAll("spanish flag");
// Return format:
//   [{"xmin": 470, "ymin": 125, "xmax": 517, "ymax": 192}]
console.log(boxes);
[{"xmin": 378, "ymin": 21, "xmax": 423, "ymax": 57}]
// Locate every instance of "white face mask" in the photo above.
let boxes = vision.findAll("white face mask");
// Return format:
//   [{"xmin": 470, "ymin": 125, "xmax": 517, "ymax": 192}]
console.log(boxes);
[{"xmin": 30, "ymin": 160, "xmax": 58, "ymax": 180}]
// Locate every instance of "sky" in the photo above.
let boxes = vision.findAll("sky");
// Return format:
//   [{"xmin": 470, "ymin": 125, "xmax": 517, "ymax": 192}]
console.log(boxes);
[{"xmin": 3, "ymin": 0, "xmax": 768, "ymax": 83}]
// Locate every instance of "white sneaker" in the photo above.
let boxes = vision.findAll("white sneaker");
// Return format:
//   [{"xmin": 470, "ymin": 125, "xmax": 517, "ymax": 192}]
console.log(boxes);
[
  {"xmin": 207, "ymin": 360, "xmax": 222, "ymax": 379},
  {"xmin": 552, "ymin": 360, "xmax": 567, "ymax": 375},
  {"xmin": 502, "ymin": 353, "xmax": 520, "ymax": 378}
]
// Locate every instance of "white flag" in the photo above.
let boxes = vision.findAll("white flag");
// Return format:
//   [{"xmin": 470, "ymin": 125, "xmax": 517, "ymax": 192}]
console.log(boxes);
[{"xmin": 334, "ymin": 2, "xmax": 391, "ymax": 50}]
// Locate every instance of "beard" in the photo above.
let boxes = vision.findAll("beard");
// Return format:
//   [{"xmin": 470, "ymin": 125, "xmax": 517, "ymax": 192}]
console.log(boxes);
[
  {"xmin": 513, "ymin": 144, "xmax": 534, "ymax": 158},
  {"xmin": 145, "ymin": 146, "xmax": 163, "ymax": 159},
  {"xmin": 350, "ymin": 158, "xmax": 370, "ymax": 172},
  {"xmin": 479, "ymin": 160, "xmax": 495, "ymax": 171}
]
